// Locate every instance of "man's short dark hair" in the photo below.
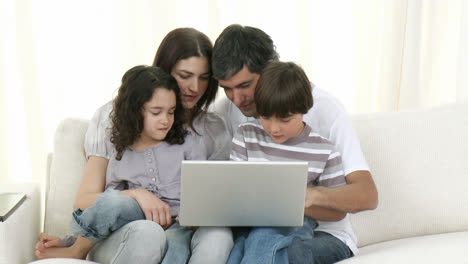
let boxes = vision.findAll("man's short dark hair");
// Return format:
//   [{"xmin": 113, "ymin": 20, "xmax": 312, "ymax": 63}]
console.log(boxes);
[
  {"xmin": 212, "ymin": 24, "xmax": 279, "ymax": 80},
  {"xmin": 255, "ymin": 61, "xmax": 313, "ymax": 118}
]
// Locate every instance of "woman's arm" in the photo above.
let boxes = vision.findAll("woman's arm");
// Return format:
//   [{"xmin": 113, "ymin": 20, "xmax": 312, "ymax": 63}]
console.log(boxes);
[
  {"xmin": 76, "ymin": 102, "xmax": 114, "ymax": 210},
  {"xmin": 73, "ymin": 156, "xmax": 108, "ymax": 210}
]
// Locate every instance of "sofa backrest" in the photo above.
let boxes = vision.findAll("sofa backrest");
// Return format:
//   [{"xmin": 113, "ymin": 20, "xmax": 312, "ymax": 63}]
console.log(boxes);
[
  {"xmin": 350, "ymin": 102, "xmax": 468, "ymax": 247},
  {"xmin": 45, "ymin": 102, "xmax": 468, "ymax": 247},
  {"xmin": 44, "ymin": 118, "xmax": 88, "ymax": 236}
]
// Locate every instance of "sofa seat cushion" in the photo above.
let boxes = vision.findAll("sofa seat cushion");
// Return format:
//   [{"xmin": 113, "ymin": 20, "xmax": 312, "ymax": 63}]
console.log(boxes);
[{"xmin": 337, "ymin": 231, "xmax": 468, "ymax": 264}]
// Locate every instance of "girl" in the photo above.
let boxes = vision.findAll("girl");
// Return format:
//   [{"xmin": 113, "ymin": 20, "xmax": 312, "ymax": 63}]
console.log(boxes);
[
  {"xmin": 36, "ymin": 28, "xmax": 233, "ymax": 264},
  {"xmin": 36, "ymin": 66, "xmax": 233, "ymax": 263}
]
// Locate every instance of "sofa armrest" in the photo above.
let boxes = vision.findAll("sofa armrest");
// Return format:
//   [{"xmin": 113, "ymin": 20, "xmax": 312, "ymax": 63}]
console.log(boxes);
[{"xmin": 0, "ymin": 183, "xmax": 41, "ymax": 264}]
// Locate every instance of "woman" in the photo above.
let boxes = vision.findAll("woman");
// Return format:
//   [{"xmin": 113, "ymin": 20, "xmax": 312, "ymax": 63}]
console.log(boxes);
[{"xmin": 37, "ymin": 28, "xmax": 233, "ymax": 264}]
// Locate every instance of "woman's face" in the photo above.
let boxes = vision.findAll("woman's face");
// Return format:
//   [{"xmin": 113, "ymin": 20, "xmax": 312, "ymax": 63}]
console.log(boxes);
[{"xmin": 171, "ymin": 56, "xmax": 210, "ymax": 109}]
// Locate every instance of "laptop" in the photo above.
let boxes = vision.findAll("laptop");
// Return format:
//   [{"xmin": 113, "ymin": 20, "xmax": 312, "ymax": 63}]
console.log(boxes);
[{"xmin": 178, "ymin": 161, "xmax": 308, "ymax": 227}]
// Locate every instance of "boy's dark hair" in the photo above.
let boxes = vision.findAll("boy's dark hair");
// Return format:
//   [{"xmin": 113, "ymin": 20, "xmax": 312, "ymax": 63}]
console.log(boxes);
[
  {"xmin": 255, "ymin": 61, "xmax": 313, "ymax": 118},
  {"xmin": 153, "ymin": 28, "xmax": 218, "ymax": 116},
  {"xmin": 212, "ymin": 24, "xmax": 279, "ymax": 80},
  {"xmin": 110, "ymin": 65, "xmax": 187, "ymax": 160}
]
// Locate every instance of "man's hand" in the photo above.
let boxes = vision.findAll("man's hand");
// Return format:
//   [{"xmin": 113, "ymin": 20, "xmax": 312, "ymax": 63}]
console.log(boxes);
[
  {"xmin": 305, "ymin": 188, "xmax": 347, "ymax": 221},
  {"xmin": 306, "ymin": 170, "xmax": 378, "ymax": 214},
  {"xmin": 305, "ymin": 187, "xmax": 318, "ymax": 208}
]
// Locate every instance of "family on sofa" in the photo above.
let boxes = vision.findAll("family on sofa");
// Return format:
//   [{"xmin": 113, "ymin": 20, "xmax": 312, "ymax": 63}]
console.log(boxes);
[{"xmin": 34, "ymin": 24, "xmax": 378, "ymax": 264}]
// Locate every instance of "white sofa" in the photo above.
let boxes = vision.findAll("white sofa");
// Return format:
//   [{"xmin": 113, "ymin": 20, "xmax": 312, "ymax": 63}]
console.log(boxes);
[{"xmin": 26, "ymin": 102, "xmax": 468, "ymax": 263}]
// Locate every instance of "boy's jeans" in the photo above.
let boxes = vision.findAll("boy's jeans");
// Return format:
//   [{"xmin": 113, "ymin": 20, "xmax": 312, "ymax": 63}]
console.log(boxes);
[
  {"xmin": 228, "ymin": 217, "xmax": 317, "ymax": 264},
  {"xmin": 71, "ymin": 189, "xmax": 233, "ymax": 264},
  {"xmin": 287, "ymin": 231, "xmax": 353, "ymax": 264}
]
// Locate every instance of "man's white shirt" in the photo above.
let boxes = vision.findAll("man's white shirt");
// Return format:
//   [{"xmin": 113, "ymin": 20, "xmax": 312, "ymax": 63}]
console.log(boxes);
[{"xmin": 210, "ymin": 85, "xmax": 369, "ymax": 176}]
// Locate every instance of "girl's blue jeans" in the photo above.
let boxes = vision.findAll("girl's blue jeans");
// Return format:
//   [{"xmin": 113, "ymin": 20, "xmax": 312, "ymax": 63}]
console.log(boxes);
[{"xmin": 70, "ymin": 189, "xmax": 233, "ymax": 264}]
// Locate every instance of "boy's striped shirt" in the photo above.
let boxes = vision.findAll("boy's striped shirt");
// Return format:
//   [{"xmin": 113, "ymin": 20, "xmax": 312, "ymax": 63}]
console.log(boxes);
[{"xmin": 230, "ymin": 120, "xmax": 346, "ymax": 188}]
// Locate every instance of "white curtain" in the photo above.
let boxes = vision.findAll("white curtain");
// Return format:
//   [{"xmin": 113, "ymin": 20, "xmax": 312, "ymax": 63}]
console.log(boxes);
[{"xmin": 2, "ymin": 0, "xmax": 468, "ymax": 184}]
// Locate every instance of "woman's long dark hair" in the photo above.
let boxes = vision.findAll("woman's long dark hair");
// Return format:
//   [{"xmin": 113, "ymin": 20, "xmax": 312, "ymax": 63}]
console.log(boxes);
[
  {"xmin": 110, "ymin": 65, "xmax": 187, "ymax": 160},
  {"xmin": 153, "ymin": 28, "xmax": 218, "ymax": 125}
]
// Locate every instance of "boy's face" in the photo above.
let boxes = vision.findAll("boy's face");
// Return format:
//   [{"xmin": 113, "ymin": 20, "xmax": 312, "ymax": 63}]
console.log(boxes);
[
  {"xmin": 218, "ymin": 65, "xmax": 260, "ymax": 117},
  {"xmin": 260, "ymin": 113, "xmax": 305, "ymax": 144}
]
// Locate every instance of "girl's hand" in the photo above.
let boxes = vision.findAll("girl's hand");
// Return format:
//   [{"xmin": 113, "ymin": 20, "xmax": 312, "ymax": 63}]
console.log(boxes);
[
  {"xmin": 125, "ymin": 189, "xmax": 173, "ymax": 229},
  {"xmin": 175, "ymin": 216, "xmax": 199, "ymax": 231}
]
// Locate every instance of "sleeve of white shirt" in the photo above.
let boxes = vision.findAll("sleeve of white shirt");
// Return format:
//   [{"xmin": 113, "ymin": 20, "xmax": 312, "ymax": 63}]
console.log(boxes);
[
  {"xmin": 84, "ymin": 101, "xmax": 114, "ymax": 160},
  {"xmin": 329, "ymin": 113, "xmax": 369, "ymax": 175},
  {"xmin": 196, "ymin": 112, "xmax": 233, "ymax": 160},
  {"xmin": 210, "ymin": 95, "xmax": 250, "ymax": 134},
  {"xmin": 305, "ymin": 88, "xmax": 369, "ymax": 176},
  {"xmin": 209, "ymin": 94, "xmax": 230, "ymax": 117}
]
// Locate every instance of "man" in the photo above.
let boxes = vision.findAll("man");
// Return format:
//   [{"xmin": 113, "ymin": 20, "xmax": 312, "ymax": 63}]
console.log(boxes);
[{"xmin": 211, "ymin": 24, "xmax": 378, "ymax": 263}]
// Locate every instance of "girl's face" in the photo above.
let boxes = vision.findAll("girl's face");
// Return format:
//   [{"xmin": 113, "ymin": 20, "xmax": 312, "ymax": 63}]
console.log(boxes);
[
  {"xmin": 140, "ymin": 88, "xmax": 176, "ymax": 145},
  {"xmin": 171, "ymin": 56, "xmax": 210, "ymax": 109},
  {"xmin": 260, "ymin": 113, "xmax": 305, "ymax": 144}
]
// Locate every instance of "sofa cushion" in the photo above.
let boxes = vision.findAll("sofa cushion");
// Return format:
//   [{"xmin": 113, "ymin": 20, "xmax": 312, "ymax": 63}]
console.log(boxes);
[
  {"xmin": 30, "ymin": 258, "xmax": 97, "ymax": 264},
  {"xmin": 350, "ymin": 102, "xmax": 468, "ymax": 247},
  {"xmin": 44, "ymin": 118, "xmax": 89, "ymax": 236},
  {"xmin": 337, "ymin": 231, "xmax": 468, "ymax": 263}
]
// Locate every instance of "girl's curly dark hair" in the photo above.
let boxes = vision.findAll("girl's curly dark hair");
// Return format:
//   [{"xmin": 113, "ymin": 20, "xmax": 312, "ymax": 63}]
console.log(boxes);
[{"xmin": 110, "ymin": 65, "xmax": 187, "ymax": 160}]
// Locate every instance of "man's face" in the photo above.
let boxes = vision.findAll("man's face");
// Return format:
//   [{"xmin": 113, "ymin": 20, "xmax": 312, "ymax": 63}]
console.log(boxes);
[{"xmin": 218, "ymin": 66, "xmax": 260, "ymax": 117}]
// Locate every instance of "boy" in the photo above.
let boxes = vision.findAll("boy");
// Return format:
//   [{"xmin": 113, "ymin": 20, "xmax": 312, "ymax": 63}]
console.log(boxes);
[{"xmin": 229, "ymin": 62, "xmax": 354, "ymax": 263}]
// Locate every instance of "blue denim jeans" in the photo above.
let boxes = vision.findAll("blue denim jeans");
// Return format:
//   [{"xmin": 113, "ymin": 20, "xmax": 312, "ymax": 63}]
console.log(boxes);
[
  {"xmin": 71, "ymin": 189, "xmax": 233, "ymax": 264},
  {"xmin": 89, "ymin": 220, "xmax": 167, "ymax": 264},
  {"xmin": 70, "ymin": 189, "xmax": 145, "ymax": 244},
  {"xmin": 162, "ymin": 222, "xmax": 233, "ymax": 264},
  {"xmin": 287, "ymin": 231, "xmax": 353, "ymax": 264},
  {"xmin": 227, "ymin": 217, "xmax": 318, "ymax": 264}
]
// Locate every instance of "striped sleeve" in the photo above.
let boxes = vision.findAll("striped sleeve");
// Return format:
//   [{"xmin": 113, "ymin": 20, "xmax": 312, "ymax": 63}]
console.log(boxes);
[
  {"xmin": 317, "ymin": 146, "xmax": 346, "ymax": 187},
  {"xmin": 230, "ymin": 125, "xmax": 248, "ymax": 161}
]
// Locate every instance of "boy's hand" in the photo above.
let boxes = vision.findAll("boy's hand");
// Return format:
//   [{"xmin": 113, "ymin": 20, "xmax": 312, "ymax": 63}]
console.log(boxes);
[{"xmin": 37, "ymin": 232, "xmax": 61, "ymax": 248}]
